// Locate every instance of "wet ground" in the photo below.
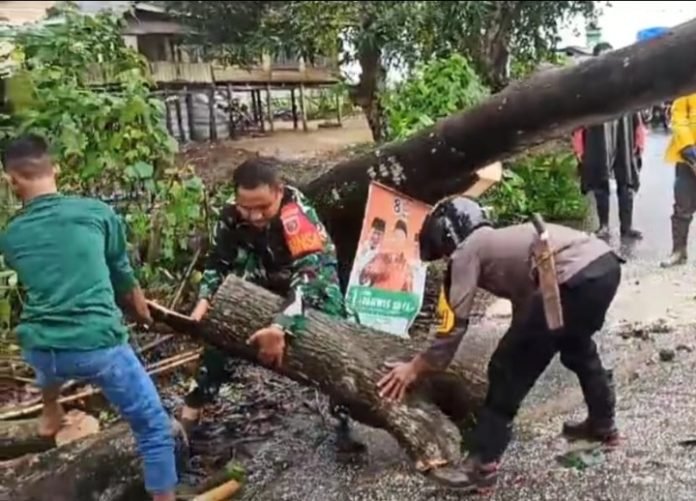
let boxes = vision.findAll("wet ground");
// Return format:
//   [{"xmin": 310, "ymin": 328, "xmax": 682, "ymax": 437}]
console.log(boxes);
[
  {"xmin": 192, "ymin": 129, "xmax": 696, "ymax": 501},
  {"xmin": 181, "ymin": 116, "xmax": 373, "ymax": 187}
]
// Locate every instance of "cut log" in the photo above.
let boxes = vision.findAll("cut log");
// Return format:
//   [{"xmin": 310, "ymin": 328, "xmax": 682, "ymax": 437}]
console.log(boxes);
[
  {"xmin": 148, "ymin": 275, "xmax": 503, "ymax": 471},
  {"xmin": 6, "ymin": 20, "xmax": 696, "ymax": 499},
  {"xmin": 1, "ymin": 418, "xmax": 189, "ymax": 501},
  {"xmin": 0, "ymin": 410, "xmax": 100, "ymax": 460},
  {"xmin": 0, "ymin": 422, "xmax": 143, "ymax": 501},
  {"xmin": 299, "ymin": 19, "xmax": 696, "ymax": 276},
  {"xmin": 0, "ymin": 417, "xmax": 54, "ymax": 459}
]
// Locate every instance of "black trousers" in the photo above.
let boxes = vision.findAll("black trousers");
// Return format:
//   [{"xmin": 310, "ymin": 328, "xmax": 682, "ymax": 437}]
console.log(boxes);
[
  {"xmin": 593, "ymin": 181, "xmax": 636, "ymax": 233},
  {"xmin": 472, "ymin": 253, "xmax": 622, "ymax": 462},
  {"xmin": 673, "ymin": 163, "xmax": 696, "ymax": 222}
]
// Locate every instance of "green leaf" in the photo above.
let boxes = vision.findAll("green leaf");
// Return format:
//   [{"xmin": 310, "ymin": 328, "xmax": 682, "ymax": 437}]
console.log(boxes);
[{"xmin": 126, "ymin": 162, "xmax": 154, "ymax": 180}]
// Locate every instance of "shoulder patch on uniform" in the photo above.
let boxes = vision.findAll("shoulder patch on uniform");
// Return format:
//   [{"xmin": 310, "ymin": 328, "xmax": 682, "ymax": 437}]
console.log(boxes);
[
  {"xmin": 281, "ymin": 202, "xmax": 324, "ymax": 258},
  {"xmin": 435, "ymin": 285, "xmax": 455, "ymax": 336}
]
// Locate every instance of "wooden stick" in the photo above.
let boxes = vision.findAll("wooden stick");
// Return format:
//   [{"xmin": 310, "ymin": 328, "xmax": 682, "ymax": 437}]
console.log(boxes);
[
  {"xmin": 192, "ymin": 479, "xmax": 241, "ymax": 501},
  {"xmin": 0, "ymin": 351, "xmax": 202, "ymax": 421},
  {"xmin": 146, "ymin": 349, "xmax": 202, "ymax": 372},
  {"xmin": 0, "ymin": 331, "xmax": 183, "ymax": 416},
  {"xmin": 0, "ymin": 379, "xmax": 81, "ymax": 418},
  {"xmin": 170, "ymin": 247, "xmax": 202, "ymax": 311},
  {"xmin": 135, "ymin": 334, "xmax": 174, "ymax": 355},
  {"xmin": 0, "ymin": 375, "xmax": 34, "ymax": 385}
]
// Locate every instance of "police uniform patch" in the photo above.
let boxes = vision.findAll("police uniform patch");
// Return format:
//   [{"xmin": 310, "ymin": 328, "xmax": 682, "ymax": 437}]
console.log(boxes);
[
  {"xmin": 435, "ymin": 286, "xmax": 455, "ymax": 336},
  {"xmin": 281, "ymin": 202, "xmax": 324, "ymax": 258}
]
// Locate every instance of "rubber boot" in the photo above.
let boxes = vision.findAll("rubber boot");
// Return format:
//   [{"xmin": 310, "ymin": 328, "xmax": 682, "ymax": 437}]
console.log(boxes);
[
  {"xmin": 594, "ymin": 189, "xmax": 610, "ymax": 240},
  {"xmin": 661, "ymin": 217, "xmax": 689, "ymax": 268},
  {"xmin": 618, "ymin": 187, "xmax": 642, "ymax": 240},
  {"xmin": 563, "ymin": 369, "xmax": 619, "ymax": 446},
  {"xmin": 332, "ymin": 404, "xmax": 366, "ymax": 454}
]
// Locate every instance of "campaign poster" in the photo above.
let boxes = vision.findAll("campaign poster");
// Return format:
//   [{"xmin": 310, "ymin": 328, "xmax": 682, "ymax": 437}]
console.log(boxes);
[{"xmin": 345, "ymin": 182, "xmax": 430, "ymax": 337}]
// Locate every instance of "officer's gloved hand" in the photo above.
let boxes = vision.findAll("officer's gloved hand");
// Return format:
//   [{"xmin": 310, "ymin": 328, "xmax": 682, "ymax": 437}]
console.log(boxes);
[{"xmin": 681, "ymin": 145, "xmax": 696, "ymax": 166}]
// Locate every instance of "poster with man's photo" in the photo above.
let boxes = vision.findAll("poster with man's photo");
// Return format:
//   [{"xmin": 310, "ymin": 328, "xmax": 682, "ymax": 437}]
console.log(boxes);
[{"xmin": 345, "ymin": 182, "xmax": 430, "ymax": 337}]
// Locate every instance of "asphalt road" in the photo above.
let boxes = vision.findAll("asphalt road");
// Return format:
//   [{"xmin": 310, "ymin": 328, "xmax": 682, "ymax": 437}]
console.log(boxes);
[{"xmin": 608, "ymin": 130, "xmax": 677, "ymax": 262}]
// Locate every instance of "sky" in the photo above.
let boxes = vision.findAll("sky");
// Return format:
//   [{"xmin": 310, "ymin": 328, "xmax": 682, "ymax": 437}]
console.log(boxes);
[
  {"xmin": 559, "ymin": 1, "xmax": 696, "ymax": 48},
  {"xmin": 344, "ymin": 1, "xmax": 696, "ymax": 85}
]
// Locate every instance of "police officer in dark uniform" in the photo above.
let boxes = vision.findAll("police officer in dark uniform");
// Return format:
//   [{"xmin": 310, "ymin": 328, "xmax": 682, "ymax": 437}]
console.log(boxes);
[
  {"xmin": 181, "ymin": 158, "xmax": 363, "ymax": 453},
  {"xmin": 378, "ymin": 196, "xmax": 622, "ymax": 492}
]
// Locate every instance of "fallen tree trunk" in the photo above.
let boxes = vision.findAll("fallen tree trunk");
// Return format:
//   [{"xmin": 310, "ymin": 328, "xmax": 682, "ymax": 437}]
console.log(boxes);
[
  {"xmin": 0, "ymin": 275, "xmax": 499, "ymax": 501},
  {"xmin": 2, "ymin": 417, "xmax": 190, "ymax": 501},
  {"xmin": 0, "ymin": 423, "xmax": 143, "ymax": 501},
  {"xmin": 6, "ymin": 21, "xmax": 696, "ymax": 499},
  {"xmin": 149, "ymin": 275, "xmax": 502, "ymax": 470},
  {"xmin": 0, "ymin": 418, "xmax": 54, "ymax": 459},
  {"xmin": 300, "ymin": 19, "xmax": 696, "ymax": 275}
]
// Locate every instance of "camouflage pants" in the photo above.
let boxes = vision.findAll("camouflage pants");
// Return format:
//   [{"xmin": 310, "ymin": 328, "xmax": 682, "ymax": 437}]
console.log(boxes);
[{"xmin": 184, "ymin": 278, "xmax": 347, "ymax": 411}]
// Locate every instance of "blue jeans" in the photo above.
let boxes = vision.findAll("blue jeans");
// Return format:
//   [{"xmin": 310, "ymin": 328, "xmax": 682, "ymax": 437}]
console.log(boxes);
[{"xmin": 23, "ymin": 343, "xmax": 178, "ymax": 494}]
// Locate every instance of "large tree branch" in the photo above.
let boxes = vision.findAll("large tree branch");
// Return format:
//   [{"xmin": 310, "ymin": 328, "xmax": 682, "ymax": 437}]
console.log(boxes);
[
  {"xmin": 147, "ymin": 276, "xmax": 502, "ymax": 471},
  {"xmin": 5, "ymin": 19, "xmax": 696, "ymax": 501},
  {"xmin": 301, "ymin": 18, "xmax": 696, "ymax": 279}
]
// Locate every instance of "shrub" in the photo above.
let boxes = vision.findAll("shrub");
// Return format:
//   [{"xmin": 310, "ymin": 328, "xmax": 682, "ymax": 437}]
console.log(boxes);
[
  {"xmin": 482, "ymin": 150, "xmax": 588, "ymax": 225},
  {"xmin": 383, "ymin": 54, "xmax": 489, "ymax": 140}
]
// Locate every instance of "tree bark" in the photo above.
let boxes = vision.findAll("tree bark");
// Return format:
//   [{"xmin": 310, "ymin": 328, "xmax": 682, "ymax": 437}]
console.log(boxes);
[
  {"xmin": 0, "ymin": 423, "xmax": 143, "ymax": 501},
  {"xmin": 6, "ymin": 20, "xmax": 696, "ymax": 499},
  {"xmin": 301, "ymin": 18, "xmax": 696, "ymax": 276},
  {"xmin": 0, "ymin": 418, "xmax": 54, "ymax": 460},
  {"xmin": 148, "ymin": 275, "xmax": 503, "ymax": 472},
  {"xmin": 348, "ymin": 44, "xmax": 386, "ymax": 143}
]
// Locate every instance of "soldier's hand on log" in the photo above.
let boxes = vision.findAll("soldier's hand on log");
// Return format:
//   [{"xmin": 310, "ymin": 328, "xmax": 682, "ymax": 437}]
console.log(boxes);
[
  {"xmin": 377, "ymin": 359, "xmax": 420, "ymax": 403},
  {"xmin": 247, "ymin": 325, "xmax": 286, "ymax": 368}
]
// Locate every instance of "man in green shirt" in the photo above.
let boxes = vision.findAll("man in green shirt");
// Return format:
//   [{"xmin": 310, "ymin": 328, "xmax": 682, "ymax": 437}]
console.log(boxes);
[{"xmin": 0, "ymin": 135, "xmax": 177, "ymax": 501}]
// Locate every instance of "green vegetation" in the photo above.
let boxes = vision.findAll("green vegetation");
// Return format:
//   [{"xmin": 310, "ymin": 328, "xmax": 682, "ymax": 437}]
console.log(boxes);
[
  {"xmin": 382, "ymin": 54, "xmax": 587, "ymax": 225},
  {"xmin": 383, "ymin": 54, "xmax": 488, "ymax": 140},
  {"xmin": 0, "ymin": 3, "xmax": 594, "ymax": 349},
  {"xmin": 165, "ymin": 1, "xmax": 603, "ymax": 140},
  {"xmin": 0, "ymin": 6, "xmax": 217, "ymax": 348},
  {"xmin": 483, "ymin": 151, "xmax": 588, "ymax": 225}
]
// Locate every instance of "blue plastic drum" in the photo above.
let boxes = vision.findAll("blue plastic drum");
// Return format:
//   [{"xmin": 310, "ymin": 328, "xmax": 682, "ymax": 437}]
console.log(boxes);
[{"xmin": 637, "ymin": 27, "xmax": 669, "ymax": 42}]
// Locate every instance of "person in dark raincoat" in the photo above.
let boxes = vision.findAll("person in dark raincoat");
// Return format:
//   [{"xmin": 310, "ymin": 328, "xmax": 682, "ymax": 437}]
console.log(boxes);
[{"xmin": 572, "ymin": 42, "xmax": 646, "ymax": 241}]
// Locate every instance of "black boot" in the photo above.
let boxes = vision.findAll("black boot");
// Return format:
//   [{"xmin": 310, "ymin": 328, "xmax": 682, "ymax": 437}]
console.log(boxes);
[
  {"xmin": 594, "ymin": 189, "xmax": 610, "ymax": 240},
  {"xmin": 618, "ymin": 187, "xmax": 642, "ymax": 240},
  {"xmin": 563, "ymin": 369, "xmax": 619, "ymax": 445},
  {"xmin": 661, "ymin": 216, "xmax": 689, "ymax": 268},
  {"xmin": 332, "ymin": 404, "xmax": 366, "ymax": 454},
  {"xmin": 428, "ymin": 454, "xmax": 499, "ymax": 493}
]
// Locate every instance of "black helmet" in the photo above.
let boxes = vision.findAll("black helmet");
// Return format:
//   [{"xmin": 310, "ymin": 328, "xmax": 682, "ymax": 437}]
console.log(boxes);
[{"xmin": 418, "ymin": 196, "xmax": 491, "ymax": 262}]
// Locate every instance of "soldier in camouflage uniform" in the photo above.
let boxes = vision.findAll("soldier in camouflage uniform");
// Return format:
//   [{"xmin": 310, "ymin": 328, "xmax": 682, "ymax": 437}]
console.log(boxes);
[{"xmin": 180, "ymin": 158, "xmax": 364, "ymax": 453}]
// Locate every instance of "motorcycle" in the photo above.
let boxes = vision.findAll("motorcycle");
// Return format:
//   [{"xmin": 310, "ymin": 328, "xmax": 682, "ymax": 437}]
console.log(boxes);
[{"xmin": 648, "ymin": 101, "xmax": 671, "ymax": 131}]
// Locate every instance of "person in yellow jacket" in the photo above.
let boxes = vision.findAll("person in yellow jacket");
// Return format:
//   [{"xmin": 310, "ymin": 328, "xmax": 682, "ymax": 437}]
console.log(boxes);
[{"xmin": 662, "ymin": 93, "xmax": 696, "ymax": 267}]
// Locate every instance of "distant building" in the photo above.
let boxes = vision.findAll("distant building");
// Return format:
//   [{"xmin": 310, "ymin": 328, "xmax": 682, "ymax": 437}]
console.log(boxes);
[
  {"xmin": 0, "ymin": 2, "xmax": 188, "ymax": 62},
  {"xmin": 0, "ymin": 1, "xmax": 342, "ymax": 141},
  {"xmin": 556, "ymin": 45, "xmax": 592, "ymax": 64},
  {"xmin": 0, "ymin": 1, "xmax": 338, "ymax": 76},
  {"xmin": 0, "ymin": 1, "xmax": 56, "ymax": 25},
  {"xmin": 585, "ymin": 21, "xmax": 603, "ymax": 48}
]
